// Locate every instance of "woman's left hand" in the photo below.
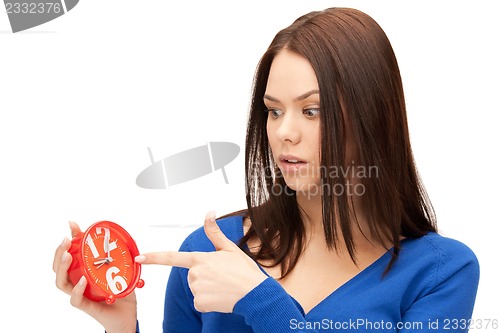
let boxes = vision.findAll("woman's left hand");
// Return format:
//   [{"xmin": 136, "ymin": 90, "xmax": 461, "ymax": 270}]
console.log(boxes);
[{"xmin": 135, "ymin": 211, "xmax": 268, "ymax": 313}]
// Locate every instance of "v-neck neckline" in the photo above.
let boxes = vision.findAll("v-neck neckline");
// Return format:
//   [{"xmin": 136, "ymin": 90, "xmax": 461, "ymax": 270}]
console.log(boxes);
[{"xmin": 235, "ymin": 215, "xmax": 398, "ymax": 317}]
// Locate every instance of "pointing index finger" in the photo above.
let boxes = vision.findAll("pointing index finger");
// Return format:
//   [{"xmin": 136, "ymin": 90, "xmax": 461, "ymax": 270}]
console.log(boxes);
[{"xmin": 135, "ymin": 251, "xmax": 198, "ymax": 269}]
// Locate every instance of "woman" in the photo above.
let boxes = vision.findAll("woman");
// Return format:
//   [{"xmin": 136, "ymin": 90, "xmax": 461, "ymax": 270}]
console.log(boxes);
[{"xmin": 53, "ymin": 7, "xmax": 479, "ymax": 332}]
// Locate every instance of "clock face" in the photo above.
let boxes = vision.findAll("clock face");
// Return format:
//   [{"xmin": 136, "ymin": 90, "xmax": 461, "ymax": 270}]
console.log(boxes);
[{"xmin": 83, "ymin": 225, "xmax": 135, "ymax": 296}]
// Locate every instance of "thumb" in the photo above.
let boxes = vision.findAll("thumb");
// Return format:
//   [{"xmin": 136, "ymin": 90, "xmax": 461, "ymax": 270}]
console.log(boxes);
[
  {"xmin": 69, "ymin": 221, "xmax": 83, "ymax": 238},
  {"xmin": 204, "ymin": 211, "xmax": 238, "ymax": 251}
]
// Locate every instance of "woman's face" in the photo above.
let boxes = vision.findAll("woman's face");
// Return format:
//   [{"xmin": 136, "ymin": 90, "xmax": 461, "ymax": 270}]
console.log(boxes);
[{"xmin": 265, "ymin": 49, "xmax": 321, "ymax": 195}]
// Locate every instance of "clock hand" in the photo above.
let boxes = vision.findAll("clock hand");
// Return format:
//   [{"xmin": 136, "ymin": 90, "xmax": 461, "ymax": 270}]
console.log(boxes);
[
  {"xmin": 104, "ymin": 233, "xmax": 109, "ymax": 254},
  {"xmin": 95, "ymin": 261, "xmax": 107, "ymax": 269},
  {"xmin": 93, "ymin": 259, "xmax": 108, "ymax": 265},
  {"xmin": 93, "ymin": 258, "xmax": 109, "ymax": 269},
  {"xmin": 104, "ymin": 233, "xmax": 114, "ymax": 262}
]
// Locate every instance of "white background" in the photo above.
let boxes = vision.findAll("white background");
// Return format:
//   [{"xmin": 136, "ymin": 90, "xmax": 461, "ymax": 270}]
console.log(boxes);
[{"xmin": 1, "ymin": 1, "xmax": 498, "ymax": 332}]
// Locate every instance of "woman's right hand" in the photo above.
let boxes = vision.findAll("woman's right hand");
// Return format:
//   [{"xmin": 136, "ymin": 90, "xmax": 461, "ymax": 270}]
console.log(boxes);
[{"xmin": 53, "ymin": 221, "xmax": 138, "ymax": 333}]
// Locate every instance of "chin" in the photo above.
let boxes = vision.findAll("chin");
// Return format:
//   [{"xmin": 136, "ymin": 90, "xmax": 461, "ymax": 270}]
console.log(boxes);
[{"xmin": 282, "ymin": 177, "xmax": 322, "ymax": 197}]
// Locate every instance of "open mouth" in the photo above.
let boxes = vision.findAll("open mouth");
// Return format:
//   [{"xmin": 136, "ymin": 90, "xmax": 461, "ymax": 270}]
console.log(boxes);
[
  {"xmin": 283, "ymin": 159, "xmax": 306, "ymax": 164},
  {"xmin": 279, "ymin": 155, "xmax": 308, "ymax": 172},
  {"xmin": 279, "ymin": 154, "xmax": 307, "ymax": 164}
]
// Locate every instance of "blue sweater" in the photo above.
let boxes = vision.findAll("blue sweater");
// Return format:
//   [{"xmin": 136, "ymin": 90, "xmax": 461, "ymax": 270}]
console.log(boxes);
[{"xmin": 162, "ymin": 215, "xmax": 479, "ymax": 332}]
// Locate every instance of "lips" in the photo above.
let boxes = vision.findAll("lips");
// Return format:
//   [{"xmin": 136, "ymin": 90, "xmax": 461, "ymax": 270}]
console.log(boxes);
[
  {"xmin": 278, "ymin": 154, "xmax": 307, "ymax": 172},
  {"xmin": 279, "ymin": 154, "xmax": 306, "ymax": 163}
]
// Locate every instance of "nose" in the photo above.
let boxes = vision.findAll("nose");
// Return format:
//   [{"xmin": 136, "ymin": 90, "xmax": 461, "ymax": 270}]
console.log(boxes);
[{"xmin": 275, "ymin": 111, "xmax": 301, "ymax": 144}]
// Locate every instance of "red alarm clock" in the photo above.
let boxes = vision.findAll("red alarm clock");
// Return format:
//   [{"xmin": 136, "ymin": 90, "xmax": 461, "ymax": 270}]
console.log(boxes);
[{"xmin": 67, "ymin": 221, "xmax": 144, "ymax": 304}]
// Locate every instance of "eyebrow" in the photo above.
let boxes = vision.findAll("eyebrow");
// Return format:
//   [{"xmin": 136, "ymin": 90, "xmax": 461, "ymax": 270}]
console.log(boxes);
[{"xmin": 264, "ymin": 89, "xmax": 320, "ymax": 103}]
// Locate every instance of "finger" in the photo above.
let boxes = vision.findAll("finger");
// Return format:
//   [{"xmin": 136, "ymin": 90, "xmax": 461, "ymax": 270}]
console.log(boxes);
[
  {"xmin": 53, "ymin": 237, "xmax": 71, "ymax": 272},
  {"xmin": 53, "ymin": 221, "xmax": 81, "ymax": 273},
  {"xmin": 70, "ymin": 276, "xmax": 117, "ymax": 321},
  {"xmin": 135, "ymin": 251, "xmax": 199, "ymax": 269},
  {"xmin": 69, "ymin": 221, "xmax": 82, "ymax": 238},
  {"xmin": 203, "ymin": 210, "xmax": 238, "ymax": 251},
  {"xmin": 55, "ymin": 250, "xmax": 74, "ymax": 295},
  {"xmin": 70, "ymin": 276, "xmax": 90, "ymax": 309}
]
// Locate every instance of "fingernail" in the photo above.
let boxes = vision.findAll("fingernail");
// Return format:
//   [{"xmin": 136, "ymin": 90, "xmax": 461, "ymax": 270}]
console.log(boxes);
[
  {"xmin": 78, "ymin": 275, "xmax": 86, "ymax": 286},
  {"xmin": 135, "ymin": 255, "xmax": 146, "ymax": 263},
  {"xmin": 62, "ymin": 251, "xmax": 69, "ymax": 262},
  {"xmin": 208, "ymin": 210, "xmax": 216, "ymax": 223},
  {"xmin": 61, "ymin": 237, "xmax": 69, "ymax": 247}
]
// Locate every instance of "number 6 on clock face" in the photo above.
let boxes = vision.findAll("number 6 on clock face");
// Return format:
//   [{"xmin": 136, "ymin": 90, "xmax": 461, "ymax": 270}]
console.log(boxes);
[{"xmin": 68, "ymin": 221, "xmax": 144, "ymax": 304}]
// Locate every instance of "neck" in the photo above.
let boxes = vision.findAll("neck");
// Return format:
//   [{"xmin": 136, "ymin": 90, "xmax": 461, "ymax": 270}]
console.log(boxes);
[
  {"xmin": 296, "ymin": 191, "xmax": 323, "ymax": 235},
  {"xmin": 296, "ymin": 191, "xmax": 385, "ymax": 252}
]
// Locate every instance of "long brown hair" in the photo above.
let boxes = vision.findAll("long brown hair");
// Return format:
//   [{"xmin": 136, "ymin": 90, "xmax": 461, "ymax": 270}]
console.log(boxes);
[{"xmin": 228, "ymin": 8, "xmax": 436, "ymax": 278}]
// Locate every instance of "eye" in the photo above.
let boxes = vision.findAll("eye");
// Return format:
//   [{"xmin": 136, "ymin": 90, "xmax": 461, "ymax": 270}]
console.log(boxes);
[
  {"xmin": 303, "ymin": 108, "xmax": 320, "ymax": 118},
  {"xmin": 266, "ymin": 108, "xmax": 284, "ymax": 119}
]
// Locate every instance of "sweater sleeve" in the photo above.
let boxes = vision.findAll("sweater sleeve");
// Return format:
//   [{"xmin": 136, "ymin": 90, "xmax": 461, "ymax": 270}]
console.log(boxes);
[
  {"xmin": 233, "ymin": 277, "xmax": 322, "ymax": 333},
  {"xmin": 399, "ymin": 238, "xmax": 480, "ymax": 333}
]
